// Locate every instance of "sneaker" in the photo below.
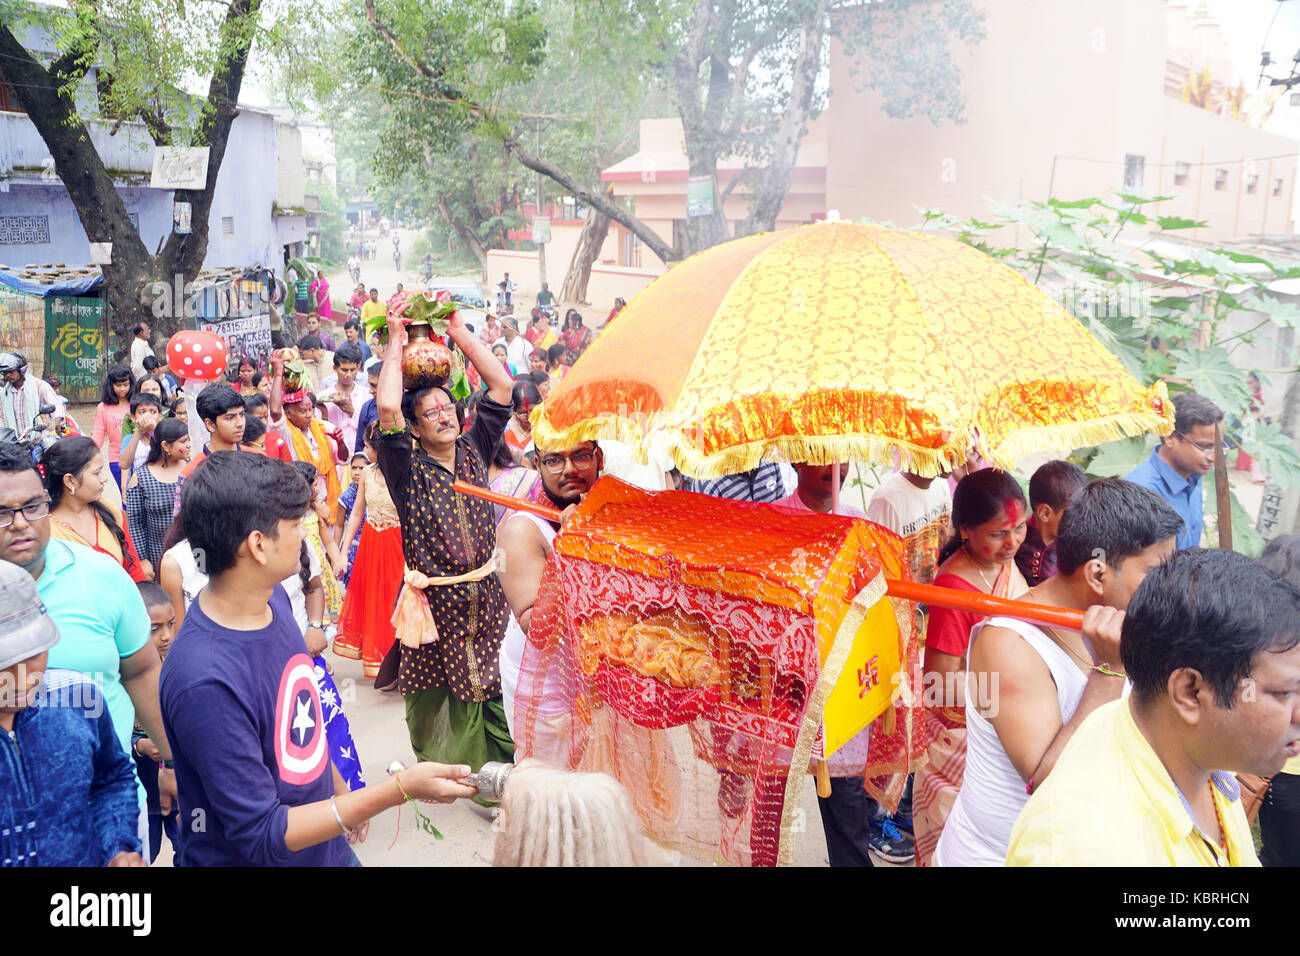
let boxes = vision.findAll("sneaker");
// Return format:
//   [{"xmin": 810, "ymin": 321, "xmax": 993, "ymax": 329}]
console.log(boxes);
[
  {"xmin": 891, "ymin": 806, "xmax": 913, "ymax": 835},
  {"xmin": 868, "ymin": 816, "xmax": 915, "ymax": 864}
]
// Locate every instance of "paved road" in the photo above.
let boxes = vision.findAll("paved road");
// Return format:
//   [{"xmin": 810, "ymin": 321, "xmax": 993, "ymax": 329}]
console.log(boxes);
[
  {"xmin": 337, "ymin": 641, "xmax": 838, "ymax": 866},
  {"xmin": 136, "ymin": 225, "xmax": 886, "ymax": 868},
  {"xmin": 323, "ymin": 227, "xmax": 476, "ymax": 315}
]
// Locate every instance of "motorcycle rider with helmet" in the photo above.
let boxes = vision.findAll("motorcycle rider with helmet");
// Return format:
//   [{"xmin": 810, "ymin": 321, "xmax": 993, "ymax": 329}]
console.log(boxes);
[{"xmin": 0, "ymin": 351, "xmax": 62, "ymax": 441}]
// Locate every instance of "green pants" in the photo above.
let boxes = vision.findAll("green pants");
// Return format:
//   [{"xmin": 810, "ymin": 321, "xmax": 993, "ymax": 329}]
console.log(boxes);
[{"xmin": 404, "ymin": 687, "xmax": 515, "ymax": 773}]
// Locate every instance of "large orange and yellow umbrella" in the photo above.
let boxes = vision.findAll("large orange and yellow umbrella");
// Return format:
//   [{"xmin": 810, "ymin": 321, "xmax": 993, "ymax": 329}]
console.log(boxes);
[
  {"xmin": 515, "ymin": 221, "xmax": 1169, "ymax": 798},
  {"xmin": 533, "ymin": 221, "xmax": 1171, "ymax": 477}
]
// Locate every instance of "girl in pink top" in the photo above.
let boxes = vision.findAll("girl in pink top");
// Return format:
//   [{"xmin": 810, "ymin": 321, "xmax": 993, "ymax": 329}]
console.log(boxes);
[{"xmin": 92, "ymin": 365, "xmax": 133, "ymax": 491}]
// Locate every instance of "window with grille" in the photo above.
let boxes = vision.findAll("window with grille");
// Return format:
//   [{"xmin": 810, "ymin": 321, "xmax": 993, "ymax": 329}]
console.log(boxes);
[
  {"xmin": 0, "ymin": 215, "xmax": 50, "ymax": 244},
  {"xmin": 1247, "ymin": 172, "xmax": 1259, "ymax": 193},
  {"xmin": 1123, "ymin": 154, "xmax": 1145, "ymax": 189},
  {"xmin": 0, "ymin": 82, "xmax": 24, "ymax": 113},
  {"xmin": 221, "ymin": 216, "xmax": 234, "ymax": 235},
  {"xmin": 1214, "ymin": 169, "xmax": 1228, "ymax": 190},
  {"xmin": 1174, "ymin": 162, "xmax": 1190, "ymax": 186}
]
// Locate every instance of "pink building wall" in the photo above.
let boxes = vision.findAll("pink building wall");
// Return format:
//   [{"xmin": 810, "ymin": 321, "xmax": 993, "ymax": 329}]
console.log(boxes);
[{"xmin": 824, "ymin": 0, "xmax": 1297, "ymax": 239}]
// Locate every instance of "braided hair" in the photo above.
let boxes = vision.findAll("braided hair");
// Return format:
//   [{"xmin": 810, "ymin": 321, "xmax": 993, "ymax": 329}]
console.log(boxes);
[{"xmin": 297, "ymin": 540, "xmax": 312, "ymax": 593}]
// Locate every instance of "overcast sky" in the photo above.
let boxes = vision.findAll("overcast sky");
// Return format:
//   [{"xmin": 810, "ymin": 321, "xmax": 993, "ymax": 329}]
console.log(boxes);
[
  {"xmin": 60, "ymin": 0, "xmax": 1300, "ymax": 115},
  {"xmin": 1206, "ymin": 0, "xmax": 1300, "ymax": 89}
]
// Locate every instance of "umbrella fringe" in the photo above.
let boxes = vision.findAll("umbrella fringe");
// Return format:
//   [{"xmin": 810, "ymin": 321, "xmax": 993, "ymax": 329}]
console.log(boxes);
[
  {"xmin": 537, "ymin": 412, "xmax": 972, "ymax": 480},
  {"xmin": 675, "ymin": 435, "xmax": 973, "ymax": 481},
  {"xmin": 537, "ymin": 406, "xmax": 1171, "ymax": 482},
  {"xmin": 989, "ymin": 410, "xmax": 1172, "ymax": 471}
]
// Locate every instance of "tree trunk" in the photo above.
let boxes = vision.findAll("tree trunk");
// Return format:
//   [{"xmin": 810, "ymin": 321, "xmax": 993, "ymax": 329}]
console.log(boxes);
[
  {"xmin": 672, "ymin": 0, "xmax": 736, "ymax": 256},
  {"xmin": 561, "ymin": 200, "xmax": 613, "ymax": 305},
  {"xmin": 681, "ymin": 161, "xmax": 730, "ymax": 255},
  {"xmin": 1278, "ymin": 361, "xmax": 1300, "ymax": 533},
  {"xmin": 156, "ymin": 0, "xmax": 264, "ymax": 307},
  {"xmin": 738, "ymin": 1, "xmax": 827, "ymax": 236},
  {"xmin": 504, "ymin": 139, "xmax": 676, "ymax": 266},
  {"xmin": 437, "ymin": 196, "xmax": 489, "ymax": 277},
  {"xmin": 363, "ymin": 0, "xmax": 679, "ymax": 266},
  {"xmin": 0, "ymin": 24, "xmax": 150, "ymax": 271}
]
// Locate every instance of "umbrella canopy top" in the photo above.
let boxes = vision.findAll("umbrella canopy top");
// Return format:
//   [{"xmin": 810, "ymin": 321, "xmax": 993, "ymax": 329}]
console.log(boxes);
[{"xmin": 534, "ymin": 221, "xmax": 1171, "ymax": 478}]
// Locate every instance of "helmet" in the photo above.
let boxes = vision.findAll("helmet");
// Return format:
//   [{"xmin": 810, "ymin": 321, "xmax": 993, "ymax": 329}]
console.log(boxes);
[{"xmin": 0, "ymin": 351, "xmax": 26, "ymax": 374}]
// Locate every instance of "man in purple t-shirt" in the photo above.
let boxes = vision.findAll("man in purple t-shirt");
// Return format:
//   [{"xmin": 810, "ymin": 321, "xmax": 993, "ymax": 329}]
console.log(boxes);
[{"xmin": 160, "ymin": 452, "xmax": 477, "ymax": 866}]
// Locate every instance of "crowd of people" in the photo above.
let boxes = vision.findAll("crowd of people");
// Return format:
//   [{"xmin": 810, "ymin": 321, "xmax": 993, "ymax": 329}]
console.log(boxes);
[{"xmin": 1, "ymin": 280, "xmax": 1298, "ymax": 871}]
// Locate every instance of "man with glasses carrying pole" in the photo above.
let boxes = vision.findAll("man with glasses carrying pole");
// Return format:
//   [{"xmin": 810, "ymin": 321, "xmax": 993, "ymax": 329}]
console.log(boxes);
[{"xmin": 373, "ymin": 306, "xmax": 517, "ymax": 775}]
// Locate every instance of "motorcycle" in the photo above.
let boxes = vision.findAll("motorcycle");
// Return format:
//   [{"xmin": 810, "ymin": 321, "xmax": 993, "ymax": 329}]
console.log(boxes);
[
  {"xmin": 349, "ymin": 263, "xmax": 361, "ymax": 285},
  {"xmin": 0, "ymin": 403, "xmax": 60, "ymax": 465}
]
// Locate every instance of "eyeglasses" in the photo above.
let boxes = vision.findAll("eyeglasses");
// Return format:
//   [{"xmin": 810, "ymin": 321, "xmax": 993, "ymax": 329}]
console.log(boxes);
[
  {"xmin": 538, "ymin": 450, "xmax": 595, "ymax": 473},
  {"xmin": 418, "ymin": 404, "xmax": 457, "ymax": 423},
  {"xmin": 1177, "ymin": 433, "xmax": 1217, "ymax": 455},
  {"xmin": 0, "ymin": 497, "xmax": 50, "ymax": 529}
]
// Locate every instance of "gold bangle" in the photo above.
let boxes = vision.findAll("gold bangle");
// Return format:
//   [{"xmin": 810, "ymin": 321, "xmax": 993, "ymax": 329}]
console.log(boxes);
[{"xmin": 394, "ymin": 769, "xmax": 412, "ymax": 802}]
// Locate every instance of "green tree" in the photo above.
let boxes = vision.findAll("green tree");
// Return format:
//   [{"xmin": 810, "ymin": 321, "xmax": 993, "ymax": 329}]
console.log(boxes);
[
  {"xmin": 669, "ymin": 0, "xmax": 984, "ymax": 254},
  {"xmin": 317, "ymin": 180, "xmax": 347, "ymax": 262},
  {"xmin": 325, "ymin": 0, "xmax": 983, "ymax": 271},
  {"xmin": 923, "ymin": 194, "xmax": 1300, "ymax": 554}
]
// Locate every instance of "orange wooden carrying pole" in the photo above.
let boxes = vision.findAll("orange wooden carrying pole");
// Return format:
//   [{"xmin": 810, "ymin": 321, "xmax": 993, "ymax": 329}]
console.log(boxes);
[
  {"xmin": 885, "ymin": 580, "xmax": 1084, "ymax": 630},
  {"xmin": 453, "ymin": 481, "xmax": 1088, "ymax": 631},
  {"xmin": 457, "ymin": 480, "xmax": 564, "ymax": 522}
]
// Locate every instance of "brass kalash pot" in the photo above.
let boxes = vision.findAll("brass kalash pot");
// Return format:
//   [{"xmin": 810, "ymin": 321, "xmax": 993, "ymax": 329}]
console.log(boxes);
[{"xmin": 400, "ymin": 320, "xmax": 454, "ymax": 390}]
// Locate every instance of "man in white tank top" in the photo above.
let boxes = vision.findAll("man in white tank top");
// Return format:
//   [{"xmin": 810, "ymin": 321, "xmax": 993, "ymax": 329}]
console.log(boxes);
[
  {"xmin": 496, "ymin": 439, "xmax": 603, "ymax": 742},
  {"xmin": 935, "ymin": 478, "xmax": 1183, "ymax": 866}
]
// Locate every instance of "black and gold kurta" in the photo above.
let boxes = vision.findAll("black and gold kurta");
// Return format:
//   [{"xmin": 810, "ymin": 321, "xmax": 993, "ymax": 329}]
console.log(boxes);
[{"xmin": 375, "ymin": 396, "xmax": 511, "ymax": 702}]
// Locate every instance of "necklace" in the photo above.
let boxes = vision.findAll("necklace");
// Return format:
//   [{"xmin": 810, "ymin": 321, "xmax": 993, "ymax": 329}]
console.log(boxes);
[
  {"xmin": 1042, "ymin": 624, "xmax": 1094, "ymax": 670},
  {"xmin": 1208, "ymin": 780, "xmax": 1229, "ymax": 860},
  {"xmin": 52, "ymin": 512, "xmax": 100, "ymax": 548},
  {"xmin": 962, "ymin": 544, "xmax": 999, "ymax": 591}
]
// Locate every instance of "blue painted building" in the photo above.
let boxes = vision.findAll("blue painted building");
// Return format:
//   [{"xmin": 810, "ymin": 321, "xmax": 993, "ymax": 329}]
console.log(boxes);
[{"xmin": 0, "ymin": 59, "xmax": 310, "ymax": 273}]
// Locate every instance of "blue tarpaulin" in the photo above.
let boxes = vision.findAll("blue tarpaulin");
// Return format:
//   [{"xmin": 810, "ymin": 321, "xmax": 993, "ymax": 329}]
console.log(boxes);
[{"xmin": 0, "ymin": 269, "xmax": 103, "ymax": 298}]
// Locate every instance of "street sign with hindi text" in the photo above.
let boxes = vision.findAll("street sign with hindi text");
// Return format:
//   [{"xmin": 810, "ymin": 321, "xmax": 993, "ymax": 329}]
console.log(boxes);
[{"xmin": 43, "ymin": 296, "xmax": 108, "ymax": 403}]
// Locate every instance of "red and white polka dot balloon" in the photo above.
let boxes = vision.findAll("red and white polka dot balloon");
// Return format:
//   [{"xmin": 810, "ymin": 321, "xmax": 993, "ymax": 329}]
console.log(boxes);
[{"xmin": 166, "ymin": 330, "xmax": 228, "ymax": 382}]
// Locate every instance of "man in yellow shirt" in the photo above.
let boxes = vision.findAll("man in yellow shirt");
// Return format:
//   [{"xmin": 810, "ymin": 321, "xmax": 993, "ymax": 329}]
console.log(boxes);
[
  {"xmin": 1007, "ymin": 548, "xmax": 1300, "ymax": 866},
  {"xmin": 359, "ymin": 288, "xmax": 386, "ymax": 329}
]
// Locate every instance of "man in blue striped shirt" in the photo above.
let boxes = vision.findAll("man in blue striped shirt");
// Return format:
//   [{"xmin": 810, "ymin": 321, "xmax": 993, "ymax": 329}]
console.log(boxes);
[{"xmin": 684, "ymin": 462, "xmax": 794, "ymax": 503}]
